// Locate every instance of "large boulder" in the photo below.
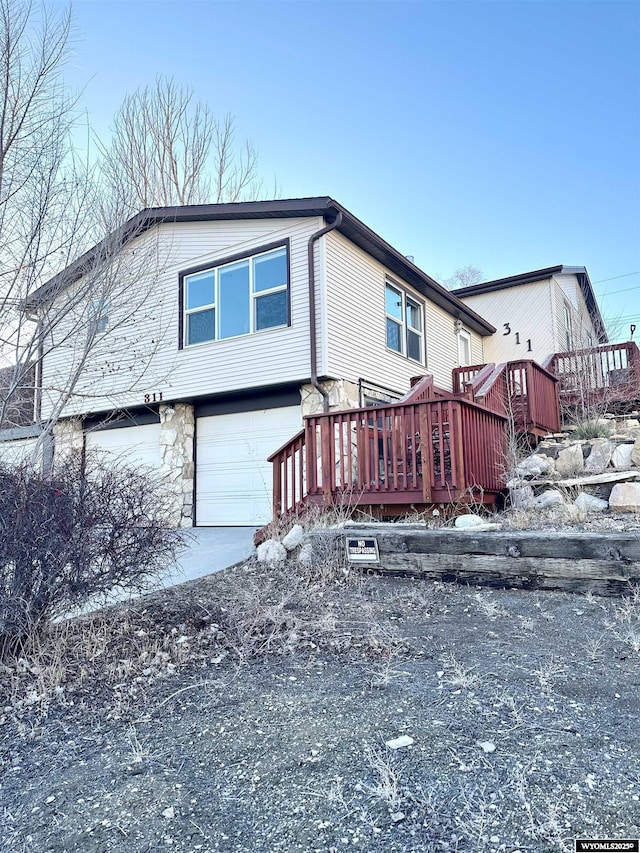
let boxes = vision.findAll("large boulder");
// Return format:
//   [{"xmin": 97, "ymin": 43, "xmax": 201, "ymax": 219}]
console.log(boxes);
[
  {"xmin": 574, "ymin": 492, "xmax": 608, "ymax": 513},
  {"xmin": 555, "ymin": 444, "xmax": 584, "ymax": 477},
  {"xmin": 611, "ymin": 443, "xmax": 634, "ymax": 471},
  {"xmin": 509, "ymin": 485, "xmax": 534, "ymax": 508},
  {"xmin": 532, "ymin": 489, "xmax": 564, "ymax": 509},
  {"xmin": 282, "ymin": 524, "xmax": 305, "ymax": 551},
  {"xmin": 584, "ymin": 439, "xmax": 614, "ymax": 474},
  {"xmin": 256, "ymin": 539, "xmax": 287, "ymax": 564},
  {"xmin": 515, "ymin": 454, "xmax": 553, "ymax": 478},
  {"xmin": 609, "ymin": 482, "xmax": 640, "ymax": 513},
  {"xmin": 454, "ymin": 514, "xmax": 500, "ymax": 531},
  {"xmin": 632, "ymin": 436, "xmax": 640, "ymax": 467}
]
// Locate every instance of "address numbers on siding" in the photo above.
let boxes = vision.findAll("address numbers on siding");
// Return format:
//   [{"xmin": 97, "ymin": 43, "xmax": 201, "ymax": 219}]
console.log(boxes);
[{"xmin": 503, "ymin": 324, "xmax": 533, "ymax": 352}]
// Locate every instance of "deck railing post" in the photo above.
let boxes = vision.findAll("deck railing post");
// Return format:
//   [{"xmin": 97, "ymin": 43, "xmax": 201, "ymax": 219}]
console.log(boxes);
[
  {"xmin": 320, "ymin": 417, "xmax": 333, "ymax": 504},
  {"xmin": 418, "ymin": 403, "xmax": 432, "ymax": 501},
  {"xmin": 272, "ymin": 456, "xmax": 282, "ymax": 519}
]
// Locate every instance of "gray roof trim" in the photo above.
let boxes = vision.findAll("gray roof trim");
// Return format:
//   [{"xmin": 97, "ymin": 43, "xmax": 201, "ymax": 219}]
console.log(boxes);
[
  {"xmin": 30, "ymin": 197, "xmax": 495, "ymax": 336},
  {"xmin": 453, "ymin": 264, "xmax": 608, "ymax": 343}
]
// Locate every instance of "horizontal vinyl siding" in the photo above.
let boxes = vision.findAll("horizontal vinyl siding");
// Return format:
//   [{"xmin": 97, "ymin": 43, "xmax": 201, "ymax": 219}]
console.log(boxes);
[
  {"xmin": 459, "ymin": 280, "xmax": 557, "ymax": 364},
  {"xmin": 41, "ymin": 217, "xmax": 322, "ymax": 419},
  {"xmin": 324, "ymin": 231, "xmax": 480, "ymax": 393}
]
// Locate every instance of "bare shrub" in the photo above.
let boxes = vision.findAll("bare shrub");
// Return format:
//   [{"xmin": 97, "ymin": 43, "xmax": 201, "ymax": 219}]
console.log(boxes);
[{"xmin": 0, "ymin": 455, "xmax": 185, "ymax": 655}]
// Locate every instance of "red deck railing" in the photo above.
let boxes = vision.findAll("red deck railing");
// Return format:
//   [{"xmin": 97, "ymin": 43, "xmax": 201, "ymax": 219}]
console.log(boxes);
[
  {"xmin": 453, "ymin": 360, "xmax": 560, "ymax": 435},
  {"xmin": 545, "ymin": 342, "xmax": 640, "ymax": 412},
  {"xmin": 269, "ymin": 397, "xmax": 507, "ymax": 520}
]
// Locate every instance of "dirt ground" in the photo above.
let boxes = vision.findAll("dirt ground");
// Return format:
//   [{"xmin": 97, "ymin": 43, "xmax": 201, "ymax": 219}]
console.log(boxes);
[{"xmin": 1, "ymin": 552, "xmax": 639, "ymax": 853}]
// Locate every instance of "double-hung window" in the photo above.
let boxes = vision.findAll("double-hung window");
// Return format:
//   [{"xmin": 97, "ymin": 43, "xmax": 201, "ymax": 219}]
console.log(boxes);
[
  {"xmin": 385, "ymin": 281, "xmax": 424, "ymax": 363},
  {"xmin": 183, "ymin": 245, "xmax": 289, "ymax": 346}
]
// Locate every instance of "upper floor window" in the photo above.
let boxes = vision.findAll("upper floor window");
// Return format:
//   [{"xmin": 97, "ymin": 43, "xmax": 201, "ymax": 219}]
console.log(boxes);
[
  {"xmin": 89, "ymin": 298, "xmax": 109, "ymax": 334},
  {"xmin": 563, "ymin": 301, "xmax": 572, "ymax": 351},
  {"xmin": 385, "ymin": 282, "xmax": 424, "ymax": 363},
  {"xmin": 182, "ymin": 245, "xmax": 289, "ymax": 347}
]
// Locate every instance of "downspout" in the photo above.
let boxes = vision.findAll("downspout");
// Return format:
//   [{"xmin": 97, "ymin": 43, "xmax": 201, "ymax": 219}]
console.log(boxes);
[{"xmin": 307, "ymin": 211, "xmax": 343, "ymax": 412}]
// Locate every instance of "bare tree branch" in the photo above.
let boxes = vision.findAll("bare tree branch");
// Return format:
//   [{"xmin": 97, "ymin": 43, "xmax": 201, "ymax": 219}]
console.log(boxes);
[
  {"xmin": 97, "ymin": 77, "xmax": 265, "ymax": 213},
  {"xmin": 0, "ymin": 2, "xmax": 173, "ymax": 464},
  {"xmin": 443, "ymin": 265, "xmax": 484, "ymax": 291}
]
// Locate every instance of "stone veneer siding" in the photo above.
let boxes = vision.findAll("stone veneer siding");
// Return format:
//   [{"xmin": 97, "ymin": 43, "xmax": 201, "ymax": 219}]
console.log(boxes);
[
  {"xmin": 53, "ymin": 418, "xmax": 83, "ymax": 466},
  {"xmin": 159, "ymin": 403, "xmax": 195, "ymax": 527},
  {"xmin": 300, "ymin": 379, "xmax": 360, "ymax": 417}
]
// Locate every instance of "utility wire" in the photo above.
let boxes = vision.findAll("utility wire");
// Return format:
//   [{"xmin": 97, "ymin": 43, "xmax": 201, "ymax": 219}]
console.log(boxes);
[
  {"xmin": 596, "ymin": 285, "xmax": 640, "ymax": 296},
  {"xmin": 593, "ymin": 271, "xmax": 640, "ymax": 284}
]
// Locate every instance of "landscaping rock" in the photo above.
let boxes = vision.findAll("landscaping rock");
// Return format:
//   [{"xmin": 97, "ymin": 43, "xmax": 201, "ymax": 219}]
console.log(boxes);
[
  {"xmin": 454, "ymin": 514, "xmax": 499, "ymax": 531},
  {"xmin": 574, "ymin": 492, "xmax": 608, "ymax": 513},
  {"xmin": 611, "ymin": 443, "xmax": 634, "ymax": 470},
  {"xmin": 282, "ymin": 524, "xmax": 304, "ymax": 551},
  {"xmin": 556, "ymin": 444, "xmax": 584, "ymax": 477},
  {"xmin": 297, "ymin": 543, "xmax": 314, "ymax": 567},
  {"xmin": 633, "ymin": 436, "xmax": 640, "ymax": 467},
  {"xmin": 509, "ymin": 485, "xmax": 534, "ymax": 508},
  {"xmin": 609, "ymin": 482, "xmax": 640, "ymax": 513},
  {"xmin": 256, "ymin": 539, "xmax": 287, "ymax": 564},
  {"xmin": 532, "ymin": 489, "xmax": 564, "ymax": 509},
  {"xmin": 584, "ymin": 439, "xmax": 614, "ymax": 473},
  {"xmin": 516, "ymin": 454, "xmax": 553, "ymax": 478}
]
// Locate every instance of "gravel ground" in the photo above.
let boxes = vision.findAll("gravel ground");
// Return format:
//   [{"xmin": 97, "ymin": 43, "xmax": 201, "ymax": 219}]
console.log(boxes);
[{"xmin": 1, "ymin": 553, "xmax": 639, "ymax": 853}]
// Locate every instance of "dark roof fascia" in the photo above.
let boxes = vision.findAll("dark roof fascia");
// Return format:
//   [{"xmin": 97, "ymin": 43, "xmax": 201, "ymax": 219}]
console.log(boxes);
[
  {"xmin": 30, "ymin": 196, "xmax": 495, "ymax": 334},
  {"xmin": 453, "ymin": 264, "xmax": 608, "ymax": 343},
  {"xmin": 452, "ymin": 266, "xmax": 566, "ymax": 297}
]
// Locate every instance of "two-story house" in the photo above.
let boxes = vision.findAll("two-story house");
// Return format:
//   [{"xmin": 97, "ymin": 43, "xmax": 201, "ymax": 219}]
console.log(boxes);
[
  {"xmin": 452, "ymin": 265, "xmax": 608, "ymax": 364},
  {"xmin": 11, "ymin": 198, "xmax": 495, "ymax": 527}
]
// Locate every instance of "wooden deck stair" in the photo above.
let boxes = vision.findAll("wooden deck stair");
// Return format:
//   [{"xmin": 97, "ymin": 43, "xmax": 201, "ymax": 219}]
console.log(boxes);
[{"xmin": 266, "ymin": 359, "xmax": 561, "ymax": 526}]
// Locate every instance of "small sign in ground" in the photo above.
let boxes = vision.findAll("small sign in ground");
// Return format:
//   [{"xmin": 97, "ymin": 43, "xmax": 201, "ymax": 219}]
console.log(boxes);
[{"xmin": 345, "ymin": 537, "xmax": 380, "ymax": 564}]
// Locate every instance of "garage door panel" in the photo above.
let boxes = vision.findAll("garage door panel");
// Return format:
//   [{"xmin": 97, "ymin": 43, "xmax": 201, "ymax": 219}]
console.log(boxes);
[
  {"xmin": 196, "ymin": 406, "xmax": 301, "ymax": 526},
  {"xmin": 85, "ymin": 424, "xmax": 162, "ymax": 473}
]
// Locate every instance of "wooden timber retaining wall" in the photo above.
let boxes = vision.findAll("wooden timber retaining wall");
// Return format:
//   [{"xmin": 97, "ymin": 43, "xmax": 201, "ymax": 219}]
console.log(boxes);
[{"xmin": 311, "ymin": 524, "xmax": 640, "ymax": 596}]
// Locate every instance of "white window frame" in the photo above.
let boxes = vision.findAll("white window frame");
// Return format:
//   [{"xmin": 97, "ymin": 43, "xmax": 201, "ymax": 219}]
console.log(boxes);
[
  {"xmin": 457, "ymin": 328, "xmax": 472, "ymax": 366},
  {"xmin": 183, "ymin": 245, "xmax": 289, "ymax": 347},
  {"xmin": 563, "ymin": 301, "xmax": 573, "ymax": 351},
  {"xmin": 385, "ymin": 280, "xmax": 425, "ymax": 365}
]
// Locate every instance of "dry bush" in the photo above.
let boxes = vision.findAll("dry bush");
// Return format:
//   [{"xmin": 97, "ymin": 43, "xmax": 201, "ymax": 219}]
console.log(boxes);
[{"xmin": 0, "ymin": 455, "xmax": 185, "ymax": 656}]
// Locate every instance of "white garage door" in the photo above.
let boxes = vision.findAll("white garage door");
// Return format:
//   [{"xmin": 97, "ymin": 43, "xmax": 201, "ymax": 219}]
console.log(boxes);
[
  {"xmin": 0, "ymin": 437, "xmax": 39, "ymax": 466},
  {"xmin": 85, "ymin": 423, "xmax": 162, "ymax": 473},
  {"xmin": 196, "ymin": 406, "xmax": 302, "ymax": 526}
]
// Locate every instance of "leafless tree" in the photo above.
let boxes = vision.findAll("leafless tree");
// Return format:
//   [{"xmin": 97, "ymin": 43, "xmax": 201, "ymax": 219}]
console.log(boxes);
[
  {"xmin": 0, "ymin": 1, "xmax": 172, "ymax": 462},
  {"xmin": 97, "ymin": 77, "xmax": 264, "ymax": 213},
  {"xmin": 443, "ymin": 265, "xmax": 484, "ymax": 291}
]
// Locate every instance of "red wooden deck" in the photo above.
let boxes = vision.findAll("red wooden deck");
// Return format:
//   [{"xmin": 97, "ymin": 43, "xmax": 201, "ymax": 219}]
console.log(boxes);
[
  {"xmin": 545, "ymin": 342, "xmax": 640, "ymax": 414},
  {"xmin": 268, "ymin": 359, "xmax": 561, "ymax": 523}
]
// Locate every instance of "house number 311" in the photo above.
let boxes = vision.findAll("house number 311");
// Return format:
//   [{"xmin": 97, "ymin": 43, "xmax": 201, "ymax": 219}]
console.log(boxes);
[
  {"xmin": 144, "ymin": 392, "xmax": 164, "ymax": 403},
  {"xmin": 503, "ymin": 324, "xmax": 533, "ymax": 352}
]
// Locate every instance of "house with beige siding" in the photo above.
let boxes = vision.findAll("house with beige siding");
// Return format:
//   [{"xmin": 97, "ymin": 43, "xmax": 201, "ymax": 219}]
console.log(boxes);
[
  {"xmin": 452, "ymin": 265, "xmax": 607, "ymax": 365},
  {"xmin": 2, "ymin": 198, "xmax": 494, "ymax": 527}
]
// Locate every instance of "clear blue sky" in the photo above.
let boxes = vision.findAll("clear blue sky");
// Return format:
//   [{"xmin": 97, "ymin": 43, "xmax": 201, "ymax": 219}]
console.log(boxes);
[{"xmin": 63, "ymin": 0, "xmax": 639, "ymax": 341}]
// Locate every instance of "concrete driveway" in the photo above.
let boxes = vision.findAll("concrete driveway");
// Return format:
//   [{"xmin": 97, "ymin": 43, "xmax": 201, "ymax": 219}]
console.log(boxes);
[
  {"xmin": 65, "ymin": 527, "xmax": 257, "ymax": 620},
  {"xmin": 162, "ymin": 526, "xmax": 258, "ymax": 588}
]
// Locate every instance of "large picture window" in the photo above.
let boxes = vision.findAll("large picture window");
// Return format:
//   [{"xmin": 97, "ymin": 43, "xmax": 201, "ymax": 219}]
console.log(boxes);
[
  {"xmin": 385, "ymin": 281, "xmax": 424, "ymax": 364},
  {"xmin": 182, "ymin": 245, "xmax": 289, "ymax": 346}
]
